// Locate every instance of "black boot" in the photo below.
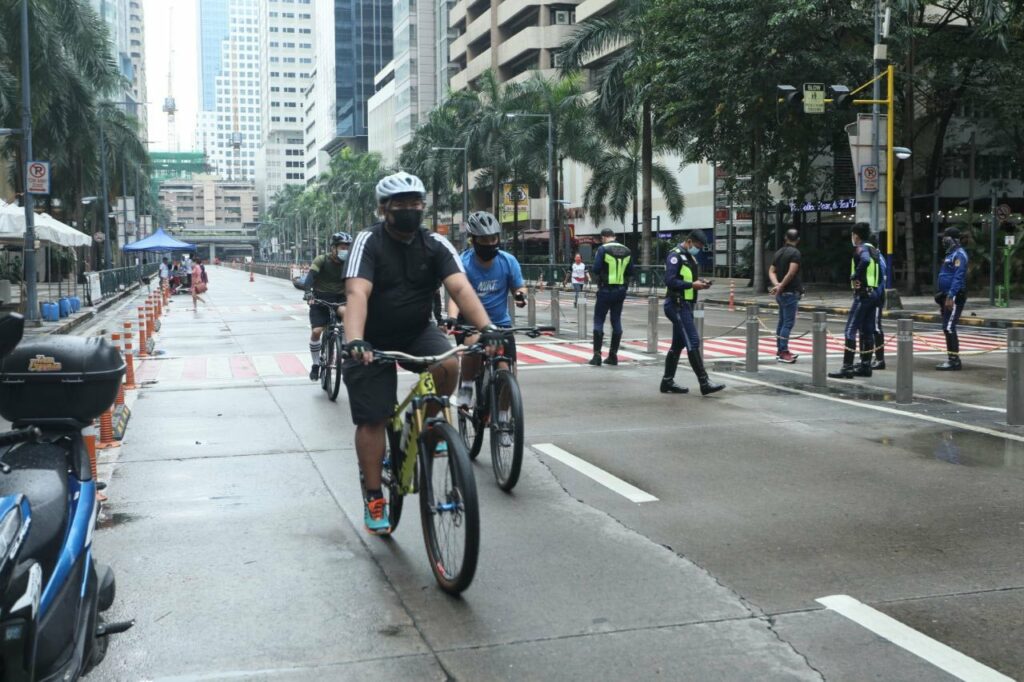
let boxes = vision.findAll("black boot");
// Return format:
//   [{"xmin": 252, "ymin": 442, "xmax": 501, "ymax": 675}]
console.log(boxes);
[
  {"xmin": 936, "ymin": 355, "xmax": 962, "ymax": 371},
  {"xmin": 687, "ymin": 350, "xmax": 725, "ymax": 395},
  {"xmin": 589, "ymin": 331, "xmax": 603, "ymax": 366},
  {"xmin": 660, "ymin": 351, "xmax": 688, "ymax": 394},
  {"xmin": 829, "ymin": 349, "xmax": 856, "ymax": 379},
  {"xmin": 853, "ymin": 340, "xmax": 873, "ymax": 377},
  {"xmin": 872, "ymin": 334, "xmax": 886, "ymax": 369},
  {"xmin": 605, "ymin": 332, "xmax": 622, "ymax": 365}
]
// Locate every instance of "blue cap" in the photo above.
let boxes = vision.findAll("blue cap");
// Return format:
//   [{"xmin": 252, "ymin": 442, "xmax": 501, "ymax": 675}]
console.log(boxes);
[{"xmin": 688, "ymin": 230, "xmax": 708, "ymax": 246}]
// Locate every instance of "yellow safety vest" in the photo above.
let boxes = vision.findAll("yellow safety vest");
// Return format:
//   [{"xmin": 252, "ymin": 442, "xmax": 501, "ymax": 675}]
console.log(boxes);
[
  {"xmin": 851, "ymin": 248, "xmax": 879, "ymax": 288},
  {"xmin": 666, "ymin": 249, "xmax": 695, "ymax": 300}
]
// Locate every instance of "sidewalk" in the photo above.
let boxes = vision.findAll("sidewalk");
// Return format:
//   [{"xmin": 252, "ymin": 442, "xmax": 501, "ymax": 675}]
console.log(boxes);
[
  {"xmin": 11, "ymin": 281, "xmax": 154, "ymax": 338},
  {"xmin": 702, "ymin": 286, "xmax": 1024, "ymax": 328}
]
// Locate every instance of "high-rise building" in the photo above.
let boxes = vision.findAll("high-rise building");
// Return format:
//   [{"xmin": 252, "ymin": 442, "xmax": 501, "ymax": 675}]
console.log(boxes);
[
  {"xmin": 256, "ymin": 0, "xmax": 317, "ymax": 208},
  {"xmin": 434, "ymin": 0, "xmax": 451, "ymax": 103},
  {"xmin": 202, "ymin": 0, "xmax": 261, "ymax": 183},
  {"xmin": 367, "ymin": 62, "xmax": 397, "ymax": 166},
  {"xmin": 446, "ymin": 0, "xmax": 581, "ymax": 91},
  {"xmin": 127, "ymin": 0, "xmax": 148, "ymax": 142},
  {"xmin": 90, "ymin": 0, "xmax": 143, "ymax": 116},
  {"xmin": 197, "ymin": 0, "xmax": 230, "ymax": 154},
  {"xmin": 392, "ymin": 0, "xmax": 436, "ymax": 151},
  {"xmin": 306, "ymin": 1, "xmax": 392, "ymax": 181}
]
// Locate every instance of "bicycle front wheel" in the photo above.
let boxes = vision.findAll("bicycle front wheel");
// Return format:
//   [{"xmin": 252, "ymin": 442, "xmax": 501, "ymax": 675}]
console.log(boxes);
[
  {"xmin": 419, "ymin": 422, "xmax": 479, "ymax": 594},
  {"xmin": 457, "ymin": 405, "xmax": 485, "ymax": 460},
  {"xmin": 382, "ymin": 423, "xmax": 405, "ymax": 532},
  {"xmin": 490, "ymin": 369, "xmax": 524, "ymax": 491},
  {"xmin": 329, "ymin": 334, "xmax": 344, "ymax": 401},
  {"xmin": 320, "ymin": 333, "xmax": 333, "ymax": 393}
]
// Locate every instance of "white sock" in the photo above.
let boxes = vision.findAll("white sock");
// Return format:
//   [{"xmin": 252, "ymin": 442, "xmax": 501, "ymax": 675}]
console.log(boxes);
[
  {"xmin": 309, "ymin": 341, "xmax": 321, "ymax": 364},
  {"xmin": 460, "ymin": 380, "xmax": 474, "ymax": 390}
]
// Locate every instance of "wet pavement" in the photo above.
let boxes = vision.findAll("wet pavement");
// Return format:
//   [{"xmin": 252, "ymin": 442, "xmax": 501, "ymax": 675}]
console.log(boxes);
[{"xmin": 89, "ymin": 266, "xmax": 1023, "ymax": 681}]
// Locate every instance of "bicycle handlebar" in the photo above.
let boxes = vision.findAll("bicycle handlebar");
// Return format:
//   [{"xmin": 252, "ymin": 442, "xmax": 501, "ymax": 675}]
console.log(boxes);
[
  {"xmin": 341, "ymin": 344, "xmax": 482, "ymax": 365},
  {"xmin": 450, "ymin": 324, "xmax": 556, "ymax": 339}
]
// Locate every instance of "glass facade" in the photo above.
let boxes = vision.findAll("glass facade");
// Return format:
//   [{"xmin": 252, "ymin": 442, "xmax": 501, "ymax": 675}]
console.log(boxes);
[
  {"xmin": 334, "ymin": 0, "xmax": 392, "ymax": 140},
  {"xmin": 198, "ymin": 0, "xmax": 230, "ymax": 112}
]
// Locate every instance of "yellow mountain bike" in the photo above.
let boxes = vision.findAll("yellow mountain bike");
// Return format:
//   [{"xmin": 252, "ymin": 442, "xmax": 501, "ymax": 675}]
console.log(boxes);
[{"xmin": 362, "ymin": 345, "xmax": 480, "ymax": 594}]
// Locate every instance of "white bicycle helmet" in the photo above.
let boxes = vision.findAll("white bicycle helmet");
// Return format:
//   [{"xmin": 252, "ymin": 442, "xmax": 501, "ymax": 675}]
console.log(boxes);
[
  {"xmin": 375, "ymin": 172, "xmax": 427, "ymax": 203},
  {"xmin": 466, "ymin": 211, "xmax": 502, "ymax": 237}
]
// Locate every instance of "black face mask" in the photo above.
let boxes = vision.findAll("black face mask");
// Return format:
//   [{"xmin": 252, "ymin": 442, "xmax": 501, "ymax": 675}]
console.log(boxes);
[
  {"xmin": 473, "ymin": 244, "xmax": 499, "ymax": 261},
  {"xmin": 389, "ymin": 209, "xmax": 423, "ymax": 234},
  {"xmin": 942, "ymin": 236, "xmax": 956, "ymax": 252}
]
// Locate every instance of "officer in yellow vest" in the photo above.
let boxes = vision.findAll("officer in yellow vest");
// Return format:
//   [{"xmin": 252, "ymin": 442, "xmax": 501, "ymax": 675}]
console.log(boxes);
[
  {"xmin": 589, "ymin": 228, "xmax": 634, "ymax": 366},
  {"xmin": 660, "ymin": 231, "xmax": 725, "ymax": 395},
  {"xmin": 829, "ymin": 222, "xmax": 881, "ymax": 379}
]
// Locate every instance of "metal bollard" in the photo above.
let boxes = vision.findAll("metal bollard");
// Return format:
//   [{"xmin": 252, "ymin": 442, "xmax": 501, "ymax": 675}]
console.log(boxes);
[
  {"xmin": 1008, "ymin": 328, "xmax": 1024, "ymax": 426},
  {"xmin": 508, "ymin": 292, "xmax": 517, "ymax": 326},
  {"xmin": 745, "ymin": 305, "xmax": 759, "ymax": 373},
  {"xmin": 550, "ymin": 287, "xmax": 560, "ymax": 334},
  {"xmin": 812, "ymin": 312, "xmax": 827, "ymax": 387},
  {"xmin": 646, "ymin": 295, "xmax": 659, "ymax": 354},
  {"xmin": 695, "ymin": 301, "xmax": 705, "ymax": 340},
  {"xmin": 896, "ymin": 319, "xmax": 914, "ymax": 404},
  {"xmin": 527, "ymin": 286, "xmax": 536, "ymax": 327}
]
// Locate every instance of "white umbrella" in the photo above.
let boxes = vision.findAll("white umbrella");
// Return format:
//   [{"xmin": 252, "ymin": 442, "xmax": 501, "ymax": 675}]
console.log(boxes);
[
  {"xmin": 0, "ymin": 201, "xmax": 91, "ymax": 247},
  {"xmin": 34, "ymin": 212, "xmax": 91, "ymax": 247}
]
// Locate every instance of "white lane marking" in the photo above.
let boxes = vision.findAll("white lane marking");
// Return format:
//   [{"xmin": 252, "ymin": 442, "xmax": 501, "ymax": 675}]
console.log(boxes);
[
  {"xmin": 719, "ymin": 372, "xmax": 1024, "ymax": 444},
  {"xmin": 206, "ymin": 356, "xmax": 232, "ymax": 379},
  {"xmin": 817, "ymin": 595, "xmax": 1013, "ymax": 682},
  {"xmin": 516, "ymin": 345, "xmax": 572, "ymax": 364},
  {"xmin": 765, "ymin": 365, "xmax": 1007, "ymax": 413},
  {"xmin": 160, "ymin": 358, "xmax": 185, "ymax": 381},
  {"xmin": 532, "ymin": 443, "xmax": 658, "ymax": 503},
  {"xmin": 252, "ymin": 355, "xmax": 284, "ymax": 377}
]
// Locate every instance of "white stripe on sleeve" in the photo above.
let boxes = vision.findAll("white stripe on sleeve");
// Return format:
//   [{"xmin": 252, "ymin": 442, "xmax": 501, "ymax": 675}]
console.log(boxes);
[{"xmin": 346, "ymin": 230, "xmax": 373, "ymax": 279}]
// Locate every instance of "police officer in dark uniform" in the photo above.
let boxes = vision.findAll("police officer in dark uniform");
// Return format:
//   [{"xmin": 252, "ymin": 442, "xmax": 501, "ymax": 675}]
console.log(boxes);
[
  {"xmin": 935, "ymin": 226, "xmax": 968, "ymax": 371},
  {"xmin": 829, "ymin": 222, "xmax": 882, "ymax": 379},
  {"xmin": 589, "ymin": 227, "xmax": 634, "ymax": 366},
  {"xmin": 660, "ymin": 230, "xmax": 725, "ymax": 395}
]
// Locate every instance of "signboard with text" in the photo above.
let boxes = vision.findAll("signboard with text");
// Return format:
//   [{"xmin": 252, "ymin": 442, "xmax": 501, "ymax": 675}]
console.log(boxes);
[
  {"xmin": 860, "ymin": 164, "xmax": 879, "ymax": 193},
  {"xmin": 500, "ymin": 184, "xmax": 530, "ymax": 223},
  {"xmin": 26, "ymin": 161, "xmax": 50, "ymax": 195},
  {"xmin": 802, "ymin": 83, "xmax": 825, "ymax": 114}
]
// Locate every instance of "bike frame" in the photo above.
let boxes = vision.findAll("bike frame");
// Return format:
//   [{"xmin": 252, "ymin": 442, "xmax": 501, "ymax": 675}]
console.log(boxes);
[{"xmin": 389, "ymin": 370, "xmax": 453, "ymax": 495}]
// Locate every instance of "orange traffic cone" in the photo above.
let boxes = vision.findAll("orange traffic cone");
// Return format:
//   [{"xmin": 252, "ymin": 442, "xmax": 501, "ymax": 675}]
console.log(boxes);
[
  {"xmin": 145, "ymin": 302, "xmax": 155, "ymax": 338},
  {"xmin": 123, "ymin": 321, "xmax": 137, "ymax": 389},
  {"xmin": 84, "ymin": 421, "xmax": 107, "ymax": 501},
  {"xmin": 137, "ymin": 308, "xmax": 149, "ymax": 357},
  {"xmin": 728, "ymin": 279, "xmax": 736, "ymax": 312},
  {"xmin": 97, "ymin": 408, "xmax": 118, "ymax": 449}
]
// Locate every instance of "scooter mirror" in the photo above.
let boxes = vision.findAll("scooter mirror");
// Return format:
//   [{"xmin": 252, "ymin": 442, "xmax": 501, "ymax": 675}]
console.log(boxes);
[{"xmin": 0, "ymin": 313, "xmax": 25, "ymax": 359}]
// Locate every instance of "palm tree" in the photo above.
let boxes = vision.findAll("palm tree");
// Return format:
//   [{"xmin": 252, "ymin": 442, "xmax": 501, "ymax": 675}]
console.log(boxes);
[
  {"xmin": 400, "ymin": 103, "xmax": 467, "ymax": 230},
  {"xmin": 559, "ymin": 0, "xmax": 663, "ymax": 265}
]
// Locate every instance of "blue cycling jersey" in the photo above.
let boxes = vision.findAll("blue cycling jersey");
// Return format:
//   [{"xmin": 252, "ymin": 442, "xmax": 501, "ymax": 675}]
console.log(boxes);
[{"xmin": 460, "ymin": 250, "xmax": 524, "ymax": 327}]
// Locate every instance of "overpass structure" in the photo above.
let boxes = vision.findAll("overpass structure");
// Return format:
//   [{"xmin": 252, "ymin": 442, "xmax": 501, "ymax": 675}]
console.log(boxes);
[{"xmin": 166, "ymin": 223, "xmax": 260, "ymax": 261}]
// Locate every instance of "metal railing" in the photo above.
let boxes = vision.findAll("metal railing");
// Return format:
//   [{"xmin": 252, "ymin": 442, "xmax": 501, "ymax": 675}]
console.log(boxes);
[
  {"xmin": 223, "ymin": 261, "xmax": 303, "ymax": 282},
  {"xmin": 521, "ymin": 264, "xmax": 668, "ymax": 295},
  {"xmin": 96, "ymin": 264, "xmax": 159, "ymax": 297}
]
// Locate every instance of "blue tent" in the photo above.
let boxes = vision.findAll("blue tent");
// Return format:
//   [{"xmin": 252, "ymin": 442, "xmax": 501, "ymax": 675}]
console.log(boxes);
[{"xmin": 122, "ymin": 228, "xmax": 196, "ymax": 252}]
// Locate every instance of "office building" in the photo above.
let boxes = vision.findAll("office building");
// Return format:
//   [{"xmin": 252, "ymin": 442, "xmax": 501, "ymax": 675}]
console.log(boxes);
[
  {"xmin": 306, "ymin": 0, "xmax": 392, "ymax": 181},
  {"xmin": 127, "ymin": 0, "xmax": 148, "ymax": 142},
  {"xmin": 367, "ymin": 62, "xmax": 397, "ymax": 166},
  {"xmin": 90, "ymin": 0, "xmax": 144, "ymax": 117},
  {"xmin": 392, "ymin": 0, "xmax": 436, "ymax": 150},
  {"xmin": 256, "ymin": 0, "xmax": 317, "ymax": 208},
  {"xmin": 158, "ymin": 175, "xmax": 260, "ymax": 226}
]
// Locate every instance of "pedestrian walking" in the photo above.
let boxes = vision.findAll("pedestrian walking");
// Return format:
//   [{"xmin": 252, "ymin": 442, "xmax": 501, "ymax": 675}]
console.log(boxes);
[
  {"xmin": 935, "ymin": 226, "xmax": 968, "ymax": 371},
  {"xmin": 768, "ymin": 229, "xmax": 803, "ymax": 363},
  {"xmin": 191, "ymin": 257, "xmax": 207, "ymax": 311},
  {"xmin": 589, "ymin": 228, "xmax": 633, "ymax": 366},
  {"xmin": 566, "ymin": 254, "xmax": 589, "ymax": 308},
  {"xmin": 829, "ymin": 223, "xmax": 882, "ymax": 379},
  {"xmin": 659, "ymin": 230, "xmax": 725, "ymax": 395}
]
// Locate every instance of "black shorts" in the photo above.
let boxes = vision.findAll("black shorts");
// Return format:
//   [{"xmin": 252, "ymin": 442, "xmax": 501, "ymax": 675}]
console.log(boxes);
[
  {"xmin": 309, "ymin": 294, "xmax": 346, "ymax": 328},
  {"xmin": 342, "ymin": 324, "xmax": 453, "ymax": 425}
]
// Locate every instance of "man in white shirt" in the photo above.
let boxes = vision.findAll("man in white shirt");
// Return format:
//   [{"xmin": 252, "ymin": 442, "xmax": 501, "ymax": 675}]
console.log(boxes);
[{"xmin": 568, "ymin": 254, "xmax": 589, "ymax": 308}]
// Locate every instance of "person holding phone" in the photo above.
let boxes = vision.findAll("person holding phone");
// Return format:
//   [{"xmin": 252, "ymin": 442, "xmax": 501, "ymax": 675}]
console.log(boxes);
[{"xmin": 660, "ymin": 230, "xmax": 724, "ymax": 396}]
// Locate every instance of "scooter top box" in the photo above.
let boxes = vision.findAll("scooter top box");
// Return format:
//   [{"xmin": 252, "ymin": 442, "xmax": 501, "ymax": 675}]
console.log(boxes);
[{"xmin": 0, "ymin": 336, "xmax": 125, "ymax": 424}]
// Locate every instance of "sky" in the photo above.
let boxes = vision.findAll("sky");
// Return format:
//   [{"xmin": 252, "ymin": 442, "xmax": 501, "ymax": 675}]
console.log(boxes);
[{"xmin": 143, "ymin": 0, "xmax": 199, "ymax": 151}]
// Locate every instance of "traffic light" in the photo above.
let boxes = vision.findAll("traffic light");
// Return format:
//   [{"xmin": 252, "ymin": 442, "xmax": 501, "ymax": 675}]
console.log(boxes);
[
  {"xmin": 829, "ymin": 85, "xmax": 853, "ymax": 110},
  {"xmin": 776, "ymin": 85, "xmax": 802, "ymax": 112}
]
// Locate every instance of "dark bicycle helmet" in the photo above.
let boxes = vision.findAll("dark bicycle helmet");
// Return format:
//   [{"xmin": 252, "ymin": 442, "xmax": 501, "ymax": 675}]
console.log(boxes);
[
  {"xmin": 466, "ymin": 211, "xmax": 502, "ymax": 237},
  {"xmin": 330, "ymin": 232, "xmax": 353, "ymax": 246}
]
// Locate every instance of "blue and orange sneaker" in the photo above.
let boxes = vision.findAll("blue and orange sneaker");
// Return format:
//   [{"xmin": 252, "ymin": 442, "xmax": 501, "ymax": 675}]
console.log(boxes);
[{"xmin": 364, "ymin": 497, "xmax": 390, "ymax": 535}]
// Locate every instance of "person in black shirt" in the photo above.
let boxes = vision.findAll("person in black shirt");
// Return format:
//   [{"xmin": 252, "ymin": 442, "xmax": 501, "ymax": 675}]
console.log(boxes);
[
  {"xmin": 768, "ymin": 229, "xmax": 803, "ymax": 363},
  {"xmin": 343, "ymin": 171, "xmax": 501, "ymax": 535}
]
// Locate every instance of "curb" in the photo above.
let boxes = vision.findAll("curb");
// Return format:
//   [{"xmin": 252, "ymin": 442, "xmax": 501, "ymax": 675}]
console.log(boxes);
[{"xmin": 702, "ymin": 297, "xmax": 1024, "ymax": 329}]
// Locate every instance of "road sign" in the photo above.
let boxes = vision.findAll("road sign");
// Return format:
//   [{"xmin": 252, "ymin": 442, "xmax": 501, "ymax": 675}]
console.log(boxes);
[
  {"xmin": 996, "ymin": 203, "xmax": 1012, "ymax": 221},
  {"xmin": 26, "ymin": 161, "xmax": 50, "ymax": 195},
  {"xmin": 860, "ymin": 164, "xmax": 879, "ymax": 193},
  {"xmin": 802, "ymin": 83, "xmax": 825, "ymax": 114}
]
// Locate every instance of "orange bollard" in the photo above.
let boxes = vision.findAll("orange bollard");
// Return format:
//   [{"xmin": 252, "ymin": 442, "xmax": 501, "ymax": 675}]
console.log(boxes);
[
  {"xmin": 84, "ymin": 421, "xmax": 107, "ymax": 501},
  {"xmin": 249, "ymin": 264, "xmax": 254, "ymax": 283},
  {"xmin": 123, "ymin": 321, "xmax": 137, "ymax": 389},
  {"xmin": 146, "ymin": 303, "xmax": 155, "ymax": 337},
  {"xmin": 137, "ymin": 308, "xmax": 149, "ymax": 357},
  {"xmin": 729, "ymin": 279, "xmax": 736, "ymax": 312},
  {"xmin": 97, "ymin": 408, "xmax": 118, "ymax": 449}
]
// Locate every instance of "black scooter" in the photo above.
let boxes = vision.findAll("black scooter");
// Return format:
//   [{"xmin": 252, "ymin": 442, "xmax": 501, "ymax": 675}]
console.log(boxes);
[{"xmin": 0, "ymin": 314, "xmax": 133, "ymax": 680}]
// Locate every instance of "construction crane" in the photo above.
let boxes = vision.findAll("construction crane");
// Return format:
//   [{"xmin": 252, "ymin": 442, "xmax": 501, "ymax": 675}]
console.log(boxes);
[{"xmin": 161, "ymin": 7, "xmax": 178, "ymax": 152}]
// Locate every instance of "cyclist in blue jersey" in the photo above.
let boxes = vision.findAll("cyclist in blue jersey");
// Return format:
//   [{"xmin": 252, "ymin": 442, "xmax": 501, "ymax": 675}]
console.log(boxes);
[{"xmin": 448, "ymin": 211, "xmax": 527, "ymax": 409}]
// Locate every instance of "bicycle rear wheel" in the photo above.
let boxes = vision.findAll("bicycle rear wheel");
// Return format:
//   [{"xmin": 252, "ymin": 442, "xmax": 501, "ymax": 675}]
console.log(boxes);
[
  {"xmin": 457, "ymin": 405, "xmax": 485, "ymax": 461},
  {"xmin": 490, "ymin": 369, "xmax": 524, "ymax": 491},
  {"xmin": 320, "ymin": 333, "xmax": 334, "ymax": 394},
  {"xmin": 419, "ymin": 422, "xmax": 479, "ymax": 594},
  {"xmin": 329, "ymin": 334, "xmax": 344, "ymax": 401},
  {"xmin": 382, "ymin": 424, "xmax": 405, "ymax": 532}
]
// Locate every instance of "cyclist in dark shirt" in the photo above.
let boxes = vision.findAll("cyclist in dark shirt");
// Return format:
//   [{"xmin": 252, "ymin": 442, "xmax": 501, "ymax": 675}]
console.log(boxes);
[
  {"xmin": 343, "ymin": 172, "xmax": 502, "ymax": 535},
  {"xmin": 303, "ymin": 231, "xmax": 351, "ymax": 380}
]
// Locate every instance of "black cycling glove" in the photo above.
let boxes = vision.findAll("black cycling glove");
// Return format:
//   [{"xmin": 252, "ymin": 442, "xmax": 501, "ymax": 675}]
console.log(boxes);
[
  {"xmin": 478, "ymin": 325, "xmax": 505, "ymax": 350},
  {"xmin": 345, "ymin": 339, "xmax": 373, "ymax": 357}
]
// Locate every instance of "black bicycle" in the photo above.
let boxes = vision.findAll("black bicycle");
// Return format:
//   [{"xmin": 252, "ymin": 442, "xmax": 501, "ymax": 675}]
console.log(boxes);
[
  {"xmin": 455, "ymin": 325, "xmax": 552, "ymax": 492},
  {"xmin": 311, "ymin": 298, "xmax": 345, "ymax": 401}
]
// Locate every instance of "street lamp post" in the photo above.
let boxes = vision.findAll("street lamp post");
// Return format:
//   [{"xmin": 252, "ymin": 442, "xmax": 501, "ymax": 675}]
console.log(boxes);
[
  {"xmin": 431, "ymin": 145, "xmax": 469, "ymax": 248},
  {"xmin": 99, "ymin": 123, "xmax": 112, "ymax": 268},
  {"xmin": 19, "ymin": 0, "xmax": 38, "ymax": 321},
  {"xmin": 507, "ymin": 112, "xmax": 555, "ymax": 267}
]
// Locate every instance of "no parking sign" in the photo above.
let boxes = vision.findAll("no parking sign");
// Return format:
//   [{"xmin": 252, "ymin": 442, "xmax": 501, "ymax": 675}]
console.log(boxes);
[{"xmin": 26, "ymin": 161, "xmax": 50, "ymax": 195}]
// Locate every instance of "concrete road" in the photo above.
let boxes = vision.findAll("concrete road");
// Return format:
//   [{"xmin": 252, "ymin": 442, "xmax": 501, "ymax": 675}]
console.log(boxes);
[{"xmin": 91, "ymin": 266, "xmax": 1022, "ymax": 681}]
